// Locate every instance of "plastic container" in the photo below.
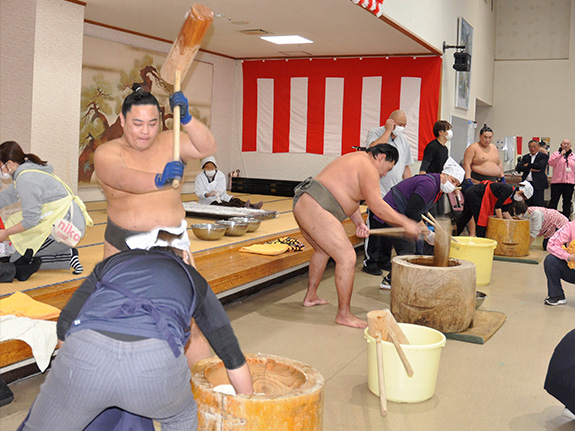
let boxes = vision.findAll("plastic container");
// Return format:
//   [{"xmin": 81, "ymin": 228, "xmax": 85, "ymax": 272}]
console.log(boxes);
[
  {"xmin": 449, "ymin": 236, "xmax": 497, "ymax": 286},
  {"xmin": 364, "ymin": 323, "xmax": 446, "ymax": 403}
]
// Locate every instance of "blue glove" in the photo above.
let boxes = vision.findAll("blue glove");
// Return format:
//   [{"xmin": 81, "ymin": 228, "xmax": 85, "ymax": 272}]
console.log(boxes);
[
  {"xmin": 462, "ymin": 178, "xmax": 473, "ymax": 191},
  {"xmin": 155, "ymin": 161, "xmax": 184, "ymax": 189},
  {"xmin": 169, "ymin": 91, "xmax": 193, "ymax": 125},
  {"xmin": 499, "ymin": 176, "xmax": 506, "ymax": 183}
]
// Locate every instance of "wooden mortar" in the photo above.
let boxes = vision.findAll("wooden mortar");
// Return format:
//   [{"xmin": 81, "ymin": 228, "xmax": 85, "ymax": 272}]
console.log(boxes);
[
  {"xmin": 486, "ymin": 216, "xmax": 530, "ymax": 257},
  {"xmin": 191, "ymin": 353, "xmax": 325, "ymax": 430},
  {"xmin": 390, "ymin": 255, "xmax": 476, "ymax": 333}
]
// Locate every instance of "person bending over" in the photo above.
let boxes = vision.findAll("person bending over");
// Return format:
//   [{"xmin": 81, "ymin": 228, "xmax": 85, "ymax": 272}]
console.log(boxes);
[
  {"xmin": 526, "ymin": 206, "xmax": 568, "ymax": 250},
  {"xmin": 377, "ymin": 157, "xmax": 465, "ymax": 289},
  {"xmin": 456, "ymin": 180, "xmax": 533, "ymax": 238},
  {"xmin": 17, "ymin": 229, "xmax": 253, "ymax": 431},
  {"xmin": 292, "ymin": 143, "xmax": 421, "ymax": 329},
  {"xmin": 0, "ymin": 141, "xmax": 92, "ymax": 276}
]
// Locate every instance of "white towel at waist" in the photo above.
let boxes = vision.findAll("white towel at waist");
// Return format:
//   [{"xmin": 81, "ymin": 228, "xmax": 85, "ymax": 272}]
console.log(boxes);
[{"xmin": 0, "ymin": 315, "xmax": 57, "ymax": 372}]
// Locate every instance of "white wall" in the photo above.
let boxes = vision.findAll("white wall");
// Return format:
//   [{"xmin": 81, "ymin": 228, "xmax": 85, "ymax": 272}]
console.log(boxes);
[
  {"xmin": 491, "ymin": 0, "xmax": 574, "ymax": 149},
  {"xmin": 232, "ymin": 0, "xmax": 498, "ymax": 181},
  {"xmin": 382, "ymin": 0, "xmax": 497, "ymax": 121}
]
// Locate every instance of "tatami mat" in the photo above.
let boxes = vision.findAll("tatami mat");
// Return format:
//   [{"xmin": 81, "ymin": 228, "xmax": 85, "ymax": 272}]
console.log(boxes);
[{"xmin": 0, "ymin": 193, "xmax": 299, "ymax": 297}]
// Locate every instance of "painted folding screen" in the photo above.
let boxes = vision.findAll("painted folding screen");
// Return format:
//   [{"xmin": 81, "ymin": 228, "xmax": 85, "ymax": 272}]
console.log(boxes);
[{"xmin": 242, "ymin": 56, "xmax": 441, "ymax": 160}]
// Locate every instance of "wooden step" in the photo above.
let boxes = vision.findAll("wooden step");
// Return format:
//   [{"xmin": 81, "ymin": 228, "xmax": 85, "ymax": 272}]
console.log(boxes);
[{"xmin": 1, "ymin": 219, "xmax": 362, "ymax": 373}]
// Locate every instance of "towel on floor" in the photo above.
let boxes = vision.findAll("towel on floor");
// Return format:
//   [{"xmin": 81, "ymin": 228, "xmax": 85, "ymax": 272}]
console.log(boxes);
[
  {"xmin": 239, "ymin": 244, "xmax": 289, "ymax": 256},
  {"xmin": 0, "ymin": 315, "xmax": 57, "ymax": 372},
  {"xmin": 0, "ymin": 291, "xmax": 61, "ymax": 320}
]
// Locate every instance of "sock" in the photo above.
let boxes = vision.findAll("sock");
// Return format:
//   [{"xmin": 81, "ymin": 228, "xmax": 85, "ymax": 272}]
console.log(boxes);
[{"xmin": 70, "ymin": 248, "xmax": 83, "ymax": 275}]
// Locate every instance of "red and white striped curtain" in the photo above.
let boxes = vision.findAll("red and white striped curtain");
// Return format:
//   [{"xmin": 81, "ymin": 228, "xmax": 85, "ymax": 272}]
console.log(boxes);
[
  {"xmin": 350, "ymin": 0, "xmax": 386, "ymax": 17},
  {"xmin": 242, "ymin": 56, "xmax": 441, "ymax": 160}
]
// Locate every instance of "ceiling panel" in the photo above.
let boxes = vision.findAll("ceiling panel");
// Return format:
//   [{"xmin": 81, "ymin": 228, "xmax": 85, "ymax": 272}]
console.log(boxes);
[{"xmin": 83, "ymin": 0, "xmax": 435, "ymax": 59}]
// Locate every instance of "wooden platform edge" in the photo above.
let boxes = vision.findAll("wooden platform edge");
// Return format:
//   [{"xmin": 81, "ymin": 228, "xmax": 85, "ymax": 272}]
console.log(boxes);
[{"xmin": 1, "ymin": 220, "xmax": 363, "ymax": 373}]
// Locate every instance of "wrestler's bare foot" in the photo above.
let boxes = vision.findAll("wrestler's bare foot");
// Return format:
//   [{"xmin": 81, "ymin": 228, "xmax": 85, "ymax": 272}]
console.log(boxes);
[
  {"xmin": 335, "ymin": 312, "xmax": 368, "ymax": 329},
  {"xmin": 302, "ymin": 294, "xmax": 329, "ymax": 307}
]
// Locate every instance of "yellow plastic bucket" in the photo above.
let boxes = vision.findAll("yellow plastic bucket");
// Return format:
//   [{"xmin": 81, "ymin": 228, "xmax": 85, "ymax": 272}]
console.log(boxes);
[
  {"xmin": 364, "ymin": 323, "xmax": 446, "ymax": 403},
  {"xmin": 449, "ymin": 236, "xmax": 497, "ymax": 286}
]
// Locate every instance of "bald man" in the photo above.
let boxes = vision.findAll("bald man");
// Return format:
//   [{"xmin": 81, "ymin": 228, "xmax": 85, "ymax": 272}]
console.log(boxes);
[
  {"xmin": 362, "ymin": 110, "xmax": 413, "ymax": 276},
  {"xmin": 293, "ymin": 144, "xmax": 420, "ymax": 329}
]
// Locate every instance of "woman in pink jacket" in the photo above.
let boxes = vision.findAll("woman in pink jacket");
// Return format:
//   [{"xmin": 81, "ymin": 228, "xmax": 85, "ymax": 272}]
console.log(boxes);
[
  {"xmin": 547, "ymin": 139, "xmax": 575, "ymax": 219},
  {"xmin": 544, "ymin": 220, "xmax": 575, "ymax": 305}
]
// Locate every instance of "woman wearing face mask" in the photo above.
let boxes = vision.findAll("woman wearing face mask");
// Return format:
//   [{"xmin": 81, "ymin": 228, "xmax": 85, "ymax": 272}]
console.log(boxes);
[
  {"xmin": 547, "ymin": 139, "xmax": 575, "ymax": 219},
  {"xmin": 374, "ymin": 157, "xmax": 465, "ymax": 289},
  {"xmin": 195, "ymin": 156, "xmax": 263, "ymax": 209},
  {"xmin": 0, "ymin": 141, "xmax": 92, "ymax": 276},
  {"xmin": 419, "ymin": 120, "xmax": 453, "ymax": 215},
  {"xmin": 456, "ymin": 179, "xmax": 533, "ymax": 238}
]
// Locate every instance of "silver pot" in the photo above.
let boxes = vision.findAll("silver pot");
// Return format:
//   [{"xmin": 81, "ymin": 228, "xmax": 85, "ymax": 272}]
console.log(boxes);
[
  {"xmin": 229, "ymin": 217, "xmax": 261, "ymax": 232},
  {"xmin": 476, "ymin": 291, "xmax": 487, "ymax": 309},
  {"xmin": 191, "ymin": 223, "xmax": 227, "ymax": 241},
  {"xmin": 217, "ymin": 220, "xmax": 249, "ymax": 236}
]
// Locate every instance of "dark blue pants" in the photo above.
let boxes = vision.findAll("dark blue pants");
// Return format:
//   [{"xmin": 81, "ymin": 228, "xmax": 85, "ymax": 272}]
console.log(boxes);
[
  {"xmin": 545, "ymin": 329, "xmax": 575, "ymax": 413},
  {"xmin": 363, "ymin": 209, "xmax": 392, "ymax": 269},
  {"xmin": 544, "ymin": 254, "xmax": 575, "ymax": 298}
]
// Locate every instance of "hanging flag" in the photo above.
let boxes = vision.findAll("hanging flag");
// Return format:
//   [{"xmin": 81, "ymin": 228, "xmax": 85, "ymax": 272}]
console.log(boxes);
[
  {"xmin": 242, "ymin": 56, "xmax": 441, "ymax": 160},
  {"xmin": 350, "ymin": 0, "xmax": 385, "ymax": 17}
]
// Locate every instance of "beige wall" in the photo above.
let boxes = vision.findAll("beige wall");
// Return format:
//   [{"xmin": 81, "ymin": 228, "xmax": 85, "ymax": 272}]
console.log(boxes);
[
  {"xmin": 491, "ymin": 0, "xmax": 574, "ymax": 148},
  {"xmin": 0, "ymin": 0, "xmax": 84, "ymax": 192}
]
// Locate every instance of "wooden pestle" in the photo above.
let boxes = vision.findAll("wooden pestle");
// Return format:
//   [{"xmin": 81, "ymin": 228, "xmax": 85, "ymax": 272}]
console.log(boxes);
[
  {"xmin": 366, "ymin": 310, "xmax": 388, "ymax": 416},
  {"xmin": 383, "ymin": 309, "xmax": 414, "ymax": 377}
]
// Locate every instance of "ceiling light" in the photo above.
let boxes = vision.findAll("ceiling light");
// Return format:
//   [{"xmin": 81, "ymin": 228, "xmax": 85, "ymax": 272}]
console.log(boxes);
[{"xmin": 260, "ymin": 35, "xmax": 313, "ymax": 45}]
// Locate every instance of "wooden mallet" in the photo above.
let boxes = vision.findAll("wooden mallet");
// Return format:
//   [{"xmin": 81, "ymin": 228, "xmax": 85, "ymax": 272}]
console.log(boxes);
[{"xmin": 160, "ymin": 4, "xmax": 214, "ymax": 189}]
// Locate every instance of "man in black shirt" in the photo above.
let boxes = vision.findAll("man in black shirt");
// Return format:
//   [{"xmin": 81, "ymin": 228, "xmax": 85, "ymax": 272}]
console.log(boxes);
[{"xmin": 419, "ymin": 120, "xmax": 452, "ymax": 215}]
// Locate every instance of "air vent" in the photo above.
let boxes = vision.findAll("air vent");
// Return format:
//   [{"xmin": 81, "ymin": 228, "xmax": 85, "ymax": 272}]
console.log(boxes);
[
  {"xmin": 279, "ymin": 51, "xmax": 313, "ymax": 57},
  {"xmin": 239, "ymin": 29, "xmax": 271, "ymax": 36}
]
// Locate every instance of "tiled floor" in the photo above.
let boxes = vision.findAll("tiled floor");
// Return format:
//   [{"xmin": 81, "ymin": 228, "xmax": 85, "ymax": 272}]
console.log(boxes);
[{"xmin": 1, "ymin": 247, "xmax": 574, "ymax": 430}]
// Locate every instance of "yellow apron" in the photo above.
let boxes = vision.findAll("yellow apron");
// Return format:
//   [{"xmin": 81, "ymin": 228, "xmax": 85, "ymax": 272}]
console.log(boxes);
[{"xmin": 5, "ymin": 171, "xmax": 94, "ymax": 255}]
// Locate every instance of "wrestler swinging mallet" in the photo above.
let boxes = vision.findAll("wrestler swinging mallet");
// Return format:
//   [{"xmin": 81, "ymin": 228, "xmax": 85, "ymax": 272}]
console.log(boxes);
[{"xmin": 160, "ymin": 4, "xmax": 214, "ymax": 188}]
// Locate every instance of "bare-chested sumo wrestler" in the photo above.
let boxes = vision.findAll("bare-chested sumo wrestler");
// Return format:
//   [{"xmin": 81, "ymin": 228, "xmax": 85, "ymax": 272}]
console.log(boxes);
[
  {"xmin": 94, "ymin": 84, "xmax": 216, "ymax": 364},
  {"xmin": 94, "ymin": 85, "xmax": 216, "ymax": 261},
  {"xmin": 293, "ymin": 144, "xmax": 421, "ymax": 329}
]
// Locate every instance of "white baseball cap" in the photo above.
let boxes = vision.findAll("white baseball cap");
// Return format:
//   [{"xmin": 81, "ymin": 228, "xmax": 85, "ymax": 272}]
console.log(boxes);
[
  {"xmin": 441, "ymin": 157, "xmax": 465, "ymax": 183},
  {"xmin": 518, "ymin": 181, "xmax": 534, "ymax": 200}
]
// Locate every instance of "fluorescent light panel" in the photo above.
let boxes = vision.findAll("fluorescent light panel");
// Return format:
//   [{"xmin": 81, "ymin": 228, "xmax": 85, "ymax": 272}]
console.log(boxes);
[{"xmin": 260, "ymin": 35, "xmax": 313, "ymax": 45}]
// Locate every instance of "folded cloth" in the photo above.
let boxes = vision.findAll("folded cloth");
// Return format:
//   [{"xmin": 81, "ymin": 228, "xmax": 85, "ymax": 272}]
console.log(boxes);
[
  {"xmin": 0, "ymin": 291, "xmax": 61, "ymax": 320},
  {"xmin": 239, "ymin": 244, "xmax": 289, "ymax": 256},
  {"xmin": 267, "ymin": 236, "xmax": 305, "ymax": 252},
  {"xmin": 561, "ymin": 239, "xmax": 575, "ymax": 269},
  {"xmin": 0, "ymin": 315, "xmax": 57, "ymax": 372}
]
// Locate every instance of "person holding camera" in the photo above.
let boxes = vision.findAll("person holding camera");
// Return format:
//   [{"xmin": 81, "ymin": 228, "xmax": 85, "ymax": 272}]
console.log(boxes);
[{"xmin": 547, "ymin": 139, "xmax": 575, "ymax": 219}]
